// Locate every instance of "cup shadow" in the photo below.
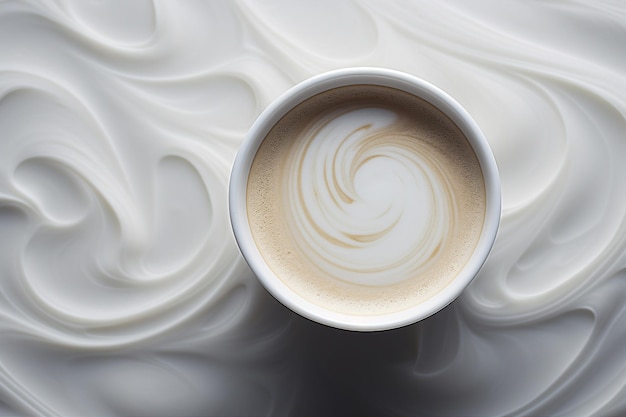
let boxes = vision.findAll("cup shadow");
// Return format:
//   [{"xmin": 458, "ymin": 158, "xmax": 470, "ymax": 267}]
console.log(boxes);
[{"xmin": 286, "ymin": 298, "xmax": 462, "ymax": 417}]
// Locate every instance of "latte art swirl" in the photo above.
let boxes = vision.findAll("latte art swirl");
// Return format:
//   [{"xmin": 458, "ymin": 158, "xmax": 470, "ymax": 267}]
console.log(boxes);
[
  {"xmin": 286, "ymin": 107, "xmax": 457, "ymax": 286},
  {"xmin": 248, "ymin": 86, "xmax": 485, "ymax": 315}
]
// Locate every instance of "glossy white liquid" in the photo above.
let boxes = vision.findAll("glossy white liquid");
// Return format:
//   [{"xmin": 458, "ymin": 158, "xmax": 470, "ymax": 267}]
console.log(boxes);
[{"xmin": 0, "ymin": 1, "xmax": 624, "ymax": 416}]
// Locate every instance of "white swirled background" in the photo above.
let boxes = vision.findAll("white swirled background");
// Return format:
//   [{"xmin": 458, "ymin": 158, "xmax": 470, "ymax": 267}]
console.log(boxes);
[{"xmin": 0, "ymin": 1, "xmax": 624, "ymax": 416}]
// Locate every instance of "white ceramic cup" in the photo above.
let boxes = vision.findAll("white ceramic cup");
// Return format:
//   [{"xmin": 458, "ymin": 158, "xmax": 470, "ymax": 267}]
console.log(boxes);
[{"xmin": 229, "ymin": 68, "xmax": 501, "ymax": 331}]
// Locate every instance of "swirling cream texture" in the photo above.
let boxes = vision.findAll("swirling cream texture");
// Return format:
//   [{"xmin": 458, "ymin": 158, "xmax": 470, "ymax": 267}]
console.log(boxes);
[
  {"xmin": 0, "ymin": 0, "xmax": 624, "ymax": 416},
  {"xmin": 285, "ymin": 106, "xmax": 460, "ymax": 287}
]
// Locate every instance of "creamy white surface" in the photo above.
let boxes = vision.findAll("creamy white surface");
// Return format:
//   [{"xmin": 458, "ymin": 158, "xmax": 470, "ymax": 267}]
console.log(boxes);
[
  {"xmin": 284, "ymin": 106, "xmax": 458, "ymax": 287},
  {"xmin": 0, "ymin": 0, "xmax": 624, "ymax": 416}
]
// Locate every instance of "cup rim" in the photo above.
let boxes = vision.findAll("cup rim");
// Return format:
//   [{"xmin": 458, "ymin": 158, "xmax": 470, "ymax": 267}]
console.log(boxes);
[{"xmin": 229, "ymin": 67, "xmax": 501, "ymax": 331}]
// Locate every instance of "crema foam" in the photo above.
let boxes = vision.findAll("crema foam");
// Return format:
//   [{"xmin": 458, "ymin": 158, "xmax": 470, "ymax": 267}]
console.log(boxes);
[{"xmin": 247, "ymin": 85, "xmax": 486, "ymax": 316}]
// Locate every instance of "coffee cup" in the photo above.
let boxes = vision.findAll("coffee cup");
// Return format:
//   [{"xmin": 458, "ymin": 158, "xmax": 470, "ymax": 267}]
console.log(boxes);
[{"xmin": 229, "ymin": 68, "xmax": 500, "ymax": 331}]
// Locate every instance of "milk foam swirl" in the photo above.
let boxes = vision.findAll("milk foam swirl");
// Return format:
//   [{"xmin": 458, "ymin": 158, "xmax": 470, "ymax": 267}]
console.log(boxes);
[
  {"xmin": 247, "ymin": 86, "xmax": 486, "ymax": 315},
  {"xmin": 285, "ymin": 106, "xmax": 456, "ymax": 286}
]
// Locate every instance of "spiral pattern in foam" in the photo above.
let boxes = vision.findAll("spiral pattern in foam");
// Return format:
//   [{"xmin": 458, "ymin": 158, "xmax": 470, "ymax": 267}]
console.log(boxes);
[
  {"xmin": 247, "ymin": 86, "xmax": 486, "ymax": 315},
  {"xmin": 288, "ymin": 106, "xmax": 455, "ymax": 285}
]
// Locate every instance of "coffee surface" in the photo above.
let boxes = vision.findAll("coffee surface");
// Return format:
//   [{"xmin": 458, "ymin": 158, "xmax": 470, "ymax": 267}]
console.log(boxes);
[{"xmin": 247, "ymin": 85, "xmax": 486, "ymax": 315}]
